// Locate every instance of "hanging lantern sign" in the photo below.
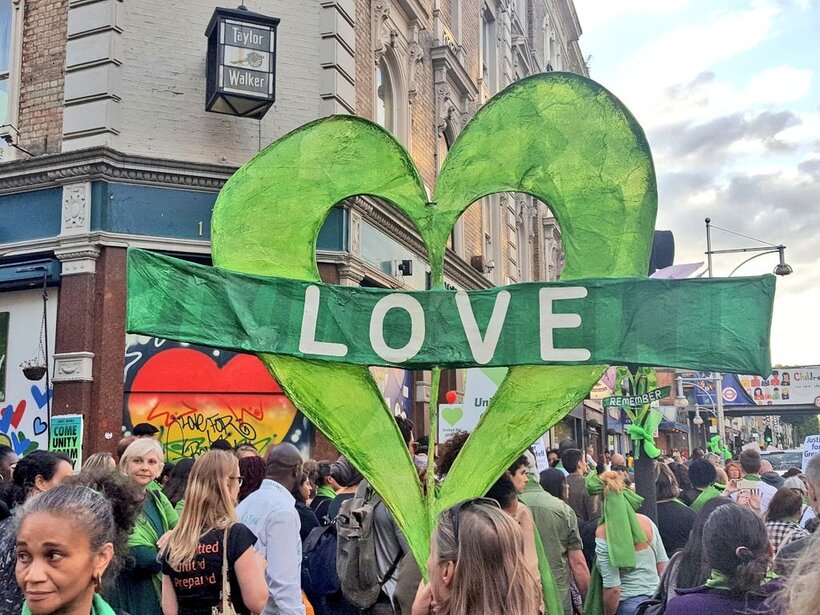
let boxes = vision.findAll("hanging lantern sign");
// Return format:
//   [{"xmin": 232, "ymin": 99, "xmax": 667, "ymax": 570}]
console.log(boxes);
[{"xmin": 205, "ymin": 7, "xmax": 279, "ymax": 119}]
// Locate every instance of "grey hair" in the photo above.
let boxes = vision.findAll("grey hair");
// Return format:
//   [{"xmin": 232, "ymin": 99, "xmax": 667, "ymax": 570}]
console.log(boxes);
[
  {"xmin": 18, "ymin": 485, "xmax": 116, "ymax": 552},
  {"xmin": 783, "ymin": 476, "xmax": 807, "ymax": 493},
  {"xmin": 805, "ymin": 454, "xmax": 820, "ymax": 490}
]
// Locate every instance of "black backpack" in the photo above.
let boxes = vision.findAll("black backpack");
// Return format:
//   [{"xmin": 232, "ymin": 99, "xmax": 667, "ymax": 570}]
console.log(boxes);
[{"xmin": 301, "ymin": 522, "xmax": 341, "ymax": 598}]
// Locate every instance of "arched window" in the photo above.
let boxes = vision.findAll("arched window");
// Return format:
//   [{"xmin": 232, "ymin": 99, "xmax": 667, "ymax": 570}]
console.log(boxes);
[{"xmin": 375, "ymin": 60, "xmax": 394, "ymax": 132}]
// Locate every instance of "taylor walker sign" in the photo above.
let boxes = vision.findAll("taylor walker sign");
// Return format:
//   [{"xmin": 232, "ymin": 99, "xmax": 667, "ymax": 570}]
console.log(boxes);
[
  {"xmin": 205, "ymin": 7, "xmax": 279, "ymax": 119},
  {"xmin": 127, "ymin": 249, "xmax": 774, "ymax": 375}
]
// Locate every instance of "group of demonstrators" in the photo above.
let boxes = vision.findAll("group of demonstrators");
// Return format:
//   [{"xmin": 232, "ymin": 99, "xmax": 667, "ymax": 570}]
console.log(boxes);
[{"xmin": 0, "ymin": 427, "xmax": 818, "ymax": 615}]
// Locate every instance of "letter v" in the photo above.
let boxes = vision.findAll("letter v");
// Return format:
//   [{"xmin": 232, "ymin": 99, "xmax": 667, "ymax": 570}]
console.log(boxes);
[{"xmin": 455, "ymin": 290, "xmax": 510, "ymax": 365}]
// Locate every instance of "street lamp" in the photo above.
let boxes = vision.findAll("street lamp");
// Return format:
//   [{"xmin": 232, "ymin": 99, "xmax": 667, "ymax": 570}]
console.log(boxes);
[
  {"xmin": 703, "ymin": 218, "xmax": 790, "ymax": 448},
  {"xmin": 705, "ymin": 218, "xmax": 793, "ymax": 278},
  {"xmin": 676, "ymin": 375, "xmax": 721, "ymax": 449}
]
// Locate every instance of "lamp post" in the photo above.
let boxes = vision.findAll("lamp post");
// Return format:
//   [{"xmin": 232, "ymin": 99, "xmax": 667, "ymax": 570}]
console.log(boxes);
[
  {"xmin": 676, "ymin": 375, "xmax": 722, "ymax": 451},
  {"xmin": 703, "ymin": 218, "xmax": 792, "ymax": 447}
]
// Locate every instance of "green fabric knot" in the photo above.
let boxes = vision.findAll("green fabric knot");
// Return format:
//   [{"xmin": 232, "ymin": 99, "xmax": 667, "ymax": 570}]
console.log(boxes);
[
  {"xmin": 626, "ymin": 409, "xmax": 663, "ymax": 459},
  {"xmin": 708, "ymin": 435, "xmax": 732, "ymax": 460}
]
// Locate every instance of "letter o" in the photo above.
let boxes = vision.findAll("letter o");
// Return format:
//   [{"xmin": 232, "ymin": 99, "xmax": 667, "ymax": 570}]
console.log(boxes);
[{"xmin": 369, "ymin": 294, "xmax": 426, "ymax": 363}]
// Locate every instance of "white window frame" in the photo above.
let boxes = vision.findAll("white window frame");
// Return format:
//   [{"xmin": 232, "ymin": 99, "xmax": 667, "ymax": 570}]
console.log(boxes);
[{"xmin": 0, "ymin": 0, "xmax": 24, "ymax": 161}]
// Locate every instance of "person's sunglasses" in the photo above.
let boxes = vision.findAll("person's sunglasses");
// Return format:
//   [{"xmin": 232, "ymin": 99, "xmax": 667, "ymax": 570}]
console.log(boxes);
[
  {"xmin": 229, "ymin": 475, "xmax": 244, "ymax": 485},
  {"xmin": 448, "ymin": 497, "xmax": 501, "ymax": 541}
]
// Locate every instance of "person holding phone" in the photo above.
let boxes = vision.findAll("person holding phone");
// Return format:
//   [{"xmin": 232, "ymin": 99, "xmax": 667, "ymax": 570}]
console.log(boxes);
[{"xmin": 729, "ymin": 449, "xmax": 777, "ymax": 517}]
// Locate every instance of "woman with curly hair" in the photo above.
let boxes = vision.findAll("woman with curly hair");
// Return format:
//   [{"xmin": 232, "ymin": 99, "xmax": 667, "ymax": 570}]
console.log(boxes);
[{"xmin": 15, "ymin": 469, "xmax": 142, "ymax": 615}]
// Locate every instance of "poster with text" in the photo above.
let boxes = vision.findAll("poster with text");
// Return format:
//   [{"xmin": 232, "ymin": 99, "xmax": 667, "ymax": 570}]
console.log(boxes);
[
  {"xmin": 803, "ymin": 435, "xmax": 820, "ymax": 473},
  {"xmin": 50, "ymin": 414, "xmax": 84, "ymax": 470},
  {"xmin": 686, "ymin": 368, "xmax": 820, "ymax": 407}
]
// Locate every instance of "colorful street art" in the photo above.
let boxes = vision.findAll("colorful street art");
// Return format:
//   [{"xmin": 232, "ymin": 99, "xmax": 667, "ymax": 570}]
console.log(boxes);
[
  {"xmin": 0, "ymin": 289, "xmax": 57, "ymax": 455},
  {"xmin": 124, "ymin": 335, "xmax": 311, "ymax": 460}
]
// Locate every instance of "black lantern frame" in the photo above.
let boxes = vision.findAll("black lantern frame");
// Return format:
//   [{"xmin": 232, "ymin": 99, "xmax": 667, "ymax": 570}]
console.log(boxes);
[{"xmin": 205, "ymin": 7, "xmax": 280, "ymax": 120}]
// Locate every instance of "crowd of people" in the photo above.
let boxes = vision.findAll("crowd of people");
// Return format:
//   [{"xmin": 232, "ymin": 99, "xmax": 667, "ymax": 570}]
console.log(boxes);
[{"xmin": 0, "ymin": 425, "xmax": 818, "ymax": 615}]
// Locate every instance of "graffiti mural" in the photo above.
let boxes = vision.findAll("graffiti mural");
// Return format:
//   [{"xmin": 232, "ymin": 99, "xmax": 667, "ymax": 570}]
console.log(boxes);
[
  {"xmin": 124, "ymin": 335, "xmax": 311, "ymax": 460},
  {"xmin": 0, "ymin": 289, "xmax": 58, "ymax": 455}
]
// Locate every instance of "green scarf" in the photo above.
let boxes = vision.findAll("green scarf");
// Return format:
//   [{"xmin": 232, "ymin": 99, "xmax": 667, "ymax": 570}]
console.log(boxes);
[
  {"xmin": 316, "ymin": 485, "xmax": 336, "ymax": 500},
  {"xmin": 585, "ymin": 471, "xmax": 646, "ymax": 568},
  {"xmin": 23, "ymin": 593, "xmax": 117, "ymax": 615},
  {"xmin": 583, "ymin": 563, "xmax": 605, "ymax": 615},
  {"xmin": 705, "ymin": 569, "xmax": 779, "ymax": 590},
  {"xmin": 691, "ymin": 484, "xmax": 723, "ymax": 512},
  {"xmin": 743, "ymin": 474, "xmax": 762, "ymax": 482},
  {"xmin": 531, "ymin": 517, "xmax": 563, "ymax": 615}
]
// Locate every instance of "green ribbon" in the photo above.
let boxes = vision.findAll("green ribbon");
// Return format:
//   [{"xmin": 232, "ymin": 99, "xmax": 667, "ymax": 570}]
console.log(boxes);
[
  {"xmin": 531, "ymin": 515, "xmax": 564, "ymax": 615},
  {"xmin": 708, "ymin": 435, "xmax": 732, "ymax": 461},
  {"xmin": 626, "ymin": 409, "xmax": 663, "ymax": 459},
  {"xmin": 316, "ymin": 485, "xmax": 336, "ymax": 500},
  {"xmin": 691, "ymin": 484, "xmax": 724, "ymax": 512},
  {"xmin": 705, "ymin": 569, "xmax": 779, "ymax": 590},
  {"xmin": 23, "ymin": 594, "xmax": 117, "ymax": 615},
  {"xmin": 586, "ymin": 471, "xmax": 646, "ymax": 568}
]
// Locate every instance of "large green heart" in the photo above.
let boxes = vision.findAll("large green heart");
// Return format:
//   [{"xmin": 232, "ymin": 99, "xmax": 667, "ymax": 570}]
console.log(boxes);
[{"xmin": 209, "ymin": 73, "xmax": 656, "ymax": 569}]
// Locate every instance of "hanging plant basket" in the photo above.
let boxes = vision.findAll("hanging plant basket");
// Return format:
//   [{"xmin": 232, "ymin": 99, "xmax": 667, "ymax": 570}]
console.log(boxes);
[{"xmin": 21, "ymin": 362, "xmax": 47, "ymax": 381}]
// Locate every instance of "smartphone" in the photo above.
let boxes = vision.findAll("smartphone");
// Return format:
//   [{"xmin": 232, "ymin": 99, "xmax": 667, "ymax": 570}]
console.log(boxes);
[{"xmin": 737, "ymin": 479, "xmax": 759, "ymax": 491}]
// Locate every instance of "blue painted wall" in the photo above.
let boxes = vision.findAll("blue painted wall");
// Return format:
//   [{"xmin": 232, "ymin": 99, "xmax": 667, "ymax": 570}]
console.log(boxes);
[
  {"xmin": 0, "ymin": 182, "xmax": 347, "ymax": 252},
  {"xmin": 0, "ymin": 188, "xmax": 62, "ymax": 243}
]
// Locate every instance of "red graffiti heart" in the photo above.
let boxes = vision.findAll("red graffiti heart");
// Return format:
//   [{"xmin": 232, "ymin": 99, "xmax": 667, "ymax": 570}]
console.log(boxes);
[{"xmin": 126, "ymin": 348, "xmax": 297, "ymax": 457}]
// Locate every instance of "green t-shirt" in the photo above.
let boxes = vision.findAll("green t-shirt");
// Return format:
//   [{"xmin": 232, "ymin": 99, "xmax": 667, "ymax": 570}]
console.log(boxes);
[{"xmin": 519, "ymin": 480, "xmax": 583, "ymax": 615}]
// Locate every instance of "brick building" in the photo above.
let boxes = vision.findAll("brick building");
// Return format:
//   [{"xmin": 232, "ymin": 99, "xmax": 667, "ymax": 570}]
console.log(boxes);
[{"xmin": 0, "ymin": 0, "xmax": 586, "ymax": 461}]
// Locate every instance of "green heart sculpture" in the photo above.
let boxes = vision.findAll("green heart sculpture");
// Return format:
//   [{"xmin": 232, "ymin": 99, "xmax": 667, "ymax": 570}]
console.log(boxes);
[
  {"xmin": 126, "ymin": 73, "xmax": 774, "ymax": 570},
  {"xmin": 211, "ymin": 73, "xmax": 654, "ymax": 566}
]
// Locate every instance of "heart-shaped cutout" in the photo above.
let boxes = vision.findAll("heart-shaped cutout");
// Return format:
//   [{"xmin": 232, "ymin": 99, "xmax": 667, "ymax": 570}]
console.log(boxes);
[
  {"xmin": 209, "ymin": 73, "xmax": 658, "ymax": 564},
  {"xmin": 440, "ymin": 406, "xmax": 463, "ymax": 427}
]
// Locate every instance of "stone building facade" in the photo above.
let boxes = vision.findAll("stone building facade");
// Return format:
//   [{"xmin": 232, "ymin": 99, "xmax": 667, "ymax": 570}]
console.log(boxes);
[{"xmin": 0, "ymin": 0, "xmax": 586, "ymax": 459}]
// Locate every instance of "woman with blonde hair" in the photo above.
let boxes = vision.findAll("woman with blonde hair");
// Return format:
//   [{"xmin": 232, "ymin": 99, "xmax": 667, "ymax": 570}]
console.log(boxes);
[
  {"xmin": 107, "ymin": 437, "xmax": 178, "ymax": 615},
  {"xmin": 82, "ymin": 451, "xmax": 117, "ymax": 474},
  {"xmin": 585, "ymin": 471, "xmax": 668, "ymax": 615},
  {"xmin": 412, "ymin": 498, "xmax": 540, "ymax": 615},
  {"xmin": 160, "ymin": 450, "xmax": 267, "ymax": 615}
]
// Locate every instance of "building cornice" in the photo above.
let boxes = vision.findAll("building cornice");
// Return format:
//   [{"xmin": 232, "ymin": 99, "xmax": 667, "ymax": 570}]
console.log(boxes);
[{"xmin": 0, "ymin": 147, "xmax": 237, "ymax": 195}]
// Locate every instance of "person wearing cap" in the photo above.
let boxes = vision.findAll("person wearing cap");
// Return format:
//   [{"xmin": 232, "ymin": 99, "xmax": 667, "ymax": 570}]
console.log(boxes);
[
  {"xmin": 133, "ymin": 422, "xmax": 160, "ymax": 438},
  {"xmin": 236, "ymin": 443, "xmax": 306, "ymax": 615}
]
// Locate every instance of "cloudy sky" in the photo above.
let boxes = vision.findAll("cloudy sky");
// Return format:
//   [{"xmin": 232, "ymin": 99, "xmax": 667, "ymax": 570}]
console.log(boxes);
[{"xmin": 574, "ymin": 0, "xmax": 819, "ymax": 368}]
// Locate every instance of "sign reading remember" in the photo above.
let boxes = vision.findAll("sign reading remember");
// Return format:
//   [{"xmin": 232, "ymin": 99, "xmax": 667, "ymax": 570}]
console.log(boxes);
[
  {"xmin": 803, "ymin": 434, "xmax": 820, "ymax": 473},
  {"xmin": 603, "ymin": 386, "xmax": 671, "ymax": 408}
]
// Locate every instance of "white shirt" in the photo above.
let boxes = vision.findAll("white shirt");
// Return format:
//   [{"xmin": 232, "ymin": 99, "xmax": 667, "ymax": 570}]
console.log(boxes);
[
  {"xmin": 237, "ymin": 479, "xmax": 305, "ymax": 615},
  {"xmin": 730, "ymin": 477, "xmax": 778, "ymax": 516}
]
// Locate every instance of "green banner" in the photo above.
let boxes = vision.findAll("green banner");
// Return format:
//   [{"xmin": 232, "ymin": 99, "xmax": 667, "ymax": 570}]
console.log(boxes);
[
  {"xmin": 0, "ymin": 312, "xmax": 8, "ymax": 403},
  {"xmin": 127, "ymin": 249, "xmax": 774, "ymax": 375},
  {"xmin": 603, "ymin": 386, "xmax": 672, "ymax": 408}
]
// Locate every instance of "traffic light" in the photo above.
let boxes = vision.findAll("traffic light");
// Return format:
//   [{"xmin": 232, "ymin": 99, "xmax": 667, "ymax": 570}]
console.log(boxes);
[{"xmin": 764, "ymin": 426, "xmax": 773, "ymax": 445}]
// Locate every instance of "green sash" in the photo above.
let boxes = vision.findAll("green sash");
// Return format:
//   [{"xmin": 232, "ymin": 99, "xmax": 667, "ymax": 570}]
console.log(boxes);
[
  {"xmin": 532, "ymin": 520, "xmax": 564, "ymax": 615},
  {"xmin": 585, "ymin": 471, "xmax": 646, "ymax": 568},
  {"xmin": 691, "ymin": 484, "xmax": 723, "ymax": 512},
  {"xmin": 316, "ymin": 485, "xmax": 336, "ymax": 499}
]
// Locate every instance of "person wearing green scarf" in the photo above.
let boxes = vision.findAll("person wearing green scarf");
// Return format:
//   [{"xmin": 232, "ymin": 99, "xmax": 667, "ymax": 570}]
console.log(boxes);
[
  {"xmin": 665, "ymin": 504, "xmax": 782, "ymax": 615},
  {"xmin": 583, "ymin": 471, "xmax": 668, "ymax": 615}
]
